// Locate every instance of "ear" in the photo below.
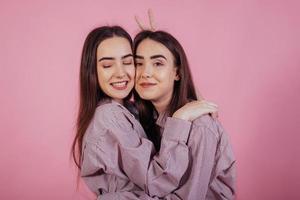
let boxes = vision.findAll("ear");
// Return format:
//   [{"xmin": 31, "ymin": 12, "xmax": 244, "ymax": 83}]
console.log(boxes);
[
  {"xmin": 174, "ymin": 68, "xmax": 180, "ymax": 81},
  {"xmin": 175, "ymin": 71, "xmax": 180, "ymax": 81}
]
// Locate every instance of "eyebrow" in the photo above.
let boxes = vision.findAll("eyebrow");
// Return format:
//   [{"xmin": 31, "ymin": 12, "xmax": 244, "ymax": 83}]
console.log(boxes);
[
  {"xmin": 151, "ymin": 55, "xmax": 167, "ymax": 60},
  {"xmin": 135, "ymin": 54, "xmax": 167, "ymax": 61},
  {"xmin": 135, "ymin": 55, "xmax": 144, "ymax": 59},
  {"xmin": 98, "ymin": 54, "xmax": 133, "ymax": 62},
  {"xmin": 122, "ymin": 54, "xmax": 133, "ymax": 59},
  {"xmin": 99, "ymin": 57, "xmax": 114, "ymax": 62}
]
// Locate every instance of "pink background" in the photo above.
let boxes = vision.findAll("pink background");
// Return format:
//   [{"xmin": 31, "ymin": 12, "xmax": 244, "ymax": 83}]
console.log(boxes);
[{"xmin": 1, "ymin": 0, "xmax": 300, "ymax": 199}]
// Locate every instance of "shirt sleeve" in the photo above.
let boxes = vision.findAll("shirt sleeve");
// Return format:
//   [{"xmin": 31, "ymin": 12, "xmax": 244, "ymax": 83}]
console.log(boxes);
[
  {"xmin": 162, "ymin": 116, "xmax": 236, "ymax": 200},
  {"xmin": 80, "ymin": 105, "xmax": 192, "ymax": 198},
  {"xmin": 145, "ymin": 117, "xmax": 191, "ymax": 197},
  {"xmin": 81, "ymin": 141, "xmax": 143, "ymax": 199},
  {"xmin": 206, "ymin": 120, "xmax": 236, "ymax": 199},
  {"xmin": 163, "ymin": 117, "xmax": 220, "ymax": 199}
]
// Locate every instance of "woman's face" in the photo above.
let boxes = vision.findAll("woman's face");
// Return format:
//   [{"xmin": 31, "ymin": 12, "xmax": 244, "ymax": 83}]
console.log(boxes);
[
  {"xmin": 135, "ymin": 39, "xmax": 179, "ymax": 105},
  {"xmin": 96, "ymin": 37, "xmax": 135, "ymax": 103}
]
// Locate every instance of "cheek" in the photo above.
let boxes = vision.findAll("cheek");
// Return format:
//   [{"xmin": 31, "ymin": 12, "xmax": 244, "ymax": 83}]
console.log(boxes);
[
  {"xmin": 135, "ymin": 68, "xmax": 142, "ymax": 80},
  {"xmin": 96, "ymin": 68, "xmax": 103, "ymax": 82},
  {"xmin": 156, "ymin": 68, "xmax": 172, "ymax": 81},
  {"xmin": 97, "ymin": 68, "xmax": 111, "ymax": 87},
  {"xmin": 158, "ymin": 69, "xmax": 176, "ymax": 87},
  {"xmin": 127, "ymin": 66, "xmax": 136, "ymax": 79},
  {"xmin": 97, "ymin": 77, "xmax": 106, "ymax": 93}
]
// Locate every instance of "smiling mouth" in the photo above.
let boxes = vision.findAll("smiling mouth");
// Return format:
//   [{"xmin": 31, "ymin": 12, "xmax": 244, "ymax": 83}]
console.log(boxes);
[{"xmin": 111, "ymin": 81, "xmax": 129, "ymax": 90}]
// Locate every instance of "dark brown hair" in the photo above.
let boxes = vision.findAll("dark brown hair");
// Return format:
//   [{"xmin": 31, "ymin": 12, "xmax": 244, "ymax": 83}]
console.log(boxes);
[
  {"xmin": 133, "ymin": 30, "xmax": 197, "ymax": 150},
  {"xmin": 71, "ymin": 26, "xmax": 132, "ymax": 169}
]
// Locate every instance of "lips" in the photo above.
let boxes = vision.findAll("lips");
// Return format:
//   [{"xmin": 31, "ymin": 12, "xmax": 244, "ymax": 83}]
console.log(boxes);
[
  {"xmin": 139, "ymin": 82, "xmax": 157, "ymax": 88},
  {"xmin": 111, "ymin": 81, "xmax": 128, "ymax": 90}
]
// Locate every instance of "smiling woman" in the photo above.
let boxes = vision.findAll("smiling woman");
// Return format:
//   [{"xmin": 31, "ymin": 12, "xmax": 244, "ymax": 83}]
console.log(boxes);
[
  {"xmin": 96, "ymin": 37, "xmax": 135, "ymax": 103},
  {"xmin": 133, "ymin": 30, "xmax": 236, "ymax": 199},
  {"xmin": 71, "ymin": 26, "xmax": 218, "ymax": 199},
  {"xmin": 135, "ymin": 38, "xmax": 180, "ymax": 114}
]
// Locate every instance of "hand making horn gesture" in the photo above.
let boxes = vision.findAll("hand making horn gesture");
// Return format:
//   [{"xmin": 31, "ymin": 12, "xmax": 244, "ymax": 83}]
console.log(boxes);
[{"xmin": 135, "ymin": 9, "xmax": 156, "ymax": 31}]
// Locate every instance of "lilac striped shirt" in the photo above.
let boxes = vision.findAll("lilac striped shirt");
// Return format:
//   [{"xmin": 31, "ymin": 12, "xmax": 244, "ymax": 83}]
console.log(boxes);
[
  {"xmin": 81, "ymin": 99, "xmax": 236, "ymax": 199},
  {"xmin": 155, "ymin": 113, "xmax": 236, "ymax": 200}
]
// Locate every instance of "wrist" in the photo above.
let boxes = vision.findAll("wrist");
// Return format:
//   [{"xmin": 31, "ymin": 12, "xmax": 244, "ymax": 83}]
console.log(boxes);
[{"xmin": 172, "ymin": 111, "xmax": 189, "ymax": 121}]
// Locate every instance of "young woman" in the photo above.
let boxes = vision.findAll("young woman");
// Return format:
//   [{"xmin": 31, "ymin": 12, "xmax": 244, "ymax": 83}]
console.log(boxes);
[
  {"xmin": 134, "ymin": 30, "xmax": 236, "ymax": 199},
  {"xmin": 71, "ymin": 26, "xmax": 218, "ymax": 199}
]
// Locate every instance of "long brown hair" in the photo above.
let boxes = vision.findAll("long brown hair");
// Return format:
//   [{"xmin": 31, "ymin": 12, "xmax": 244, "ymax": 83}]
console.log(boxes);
[
  {"xmin": 133, "ymin": 30, "xmax": 197, "ymax": 150},
  {"xmin": 71, "ymin": 26, "xmax": 132, "ymax": 169}
]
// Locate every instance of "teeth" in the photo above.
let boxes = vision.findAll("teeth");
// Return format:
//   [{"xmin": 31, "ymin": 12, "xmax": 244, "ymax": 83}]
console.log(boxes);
[{"xmin": 111, "ymin": 81, "xmax": 127, "ymax": 87}]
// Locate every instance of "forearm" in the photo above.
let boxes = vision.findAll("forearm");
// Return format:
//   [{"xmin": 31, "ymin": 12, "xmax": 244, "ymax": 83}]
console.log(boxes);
[{"xmin": 145, "ymin": 117, "xmax": 191, "ymax": 197}]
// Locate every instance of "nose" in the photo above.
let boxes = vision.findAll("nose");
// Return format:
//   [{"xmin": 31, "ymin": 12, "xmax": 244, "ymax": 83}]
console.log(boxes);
[
  {"xmin": 140, "ymin": 64, "xmax": 153, "ymax": 78},
  {"xmin": 115, "ymin": 62, "xmax": 126, "ymax": 78}
]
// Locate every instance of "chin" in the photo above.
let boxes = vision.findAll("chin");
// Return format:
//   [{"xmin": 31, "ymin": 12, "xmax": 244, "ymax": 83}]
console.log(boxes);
[
  {"xmin": 139, "ymin": 94, "xmax": 156, "ymax": 101},
  {"xmin": 110, "ymin": 92, "xmax": 130, "ymax": 100}
]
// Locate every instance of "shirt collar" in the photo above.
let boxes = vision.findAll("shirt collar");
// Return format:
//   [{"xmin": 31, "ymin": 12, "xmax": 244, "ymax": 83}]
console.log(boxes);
[
  {"xmin": 97, "ymin": 98, "xmax": 126, "ymax": 110},
  {"xmin": 97, "ymin": 98, "xmax": 112, "ymax": 106},
  {"xmin": 155, "ymin": 111, "xmax": 169, "ymax": 128}
]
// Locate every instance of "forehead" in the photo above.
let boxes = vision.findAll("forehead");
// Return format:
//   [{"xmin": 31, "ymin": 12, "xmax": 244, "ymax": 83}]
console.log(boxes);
[
  {"xmin": 136, "ymin": 39, "xmax": 173, "ymax": 58},
  {"xmin": 97, "ymin": 37, "xmax": 132, "ymax": 57}
]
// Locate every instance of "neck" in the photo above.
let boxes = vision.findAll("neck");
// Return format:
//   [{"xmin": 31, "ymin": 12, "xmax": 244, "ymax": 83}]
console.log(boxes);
[
  {"xmin": 152, "ymin": 94, "xmax": 172, "ymax": 115},
  {"xmin": 113, "ymin": 98, "xmax": 124, "ymax": 105}
]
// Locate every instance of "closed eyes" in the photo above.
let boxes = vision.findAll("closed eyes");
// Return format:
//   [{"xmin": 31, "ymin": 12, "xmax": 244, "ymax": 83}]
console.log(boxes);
[{"xmin": 103, "ymin": 65, "xmax": 112, "ymax": 68}]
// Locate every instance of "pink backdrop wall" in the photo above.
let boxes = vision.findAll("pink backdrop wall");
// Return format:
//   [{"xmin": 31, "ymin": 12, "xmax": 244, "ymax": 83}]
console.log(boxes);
[{"xmin": 1, "ymin": 0, "xmax": 299, "ymax": 199}]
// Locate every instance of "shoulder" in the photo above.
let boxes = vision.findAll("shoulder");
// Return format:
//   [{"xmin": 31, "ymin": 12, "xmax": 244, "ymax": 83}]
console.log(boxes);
[
  {"xmin": 84, "ymin": 102, "xmax": 132, "ymax": 141},
  {"xmin": 191, "ymin": 114, "xmax": 225, "ymax": 140},
  {"xmin": 94, "ymin": 101, "xmax": 124, "ymax": 119},
  {"xmin": 192, "ymin": 114, "xmax": 215, "ymax": 128},
  {"xmin": 85, "ymin": 101, "xmax": 142, "ymax": 148},
  {"xmin": 94, "ymin": 101, "xmax": 136, "ymax": 129}
]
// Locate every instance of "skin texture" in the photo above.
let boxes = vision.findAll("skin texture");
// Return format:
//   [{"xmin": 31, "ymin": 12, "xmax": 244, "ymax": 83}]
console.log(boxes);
[
  {"xmin": 96, "ymin": 37, "xmax": 135, "ymax": 104},
  {"xmin": 135, "ymin": 39, "xmax": 180, "ymax": 114}
]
